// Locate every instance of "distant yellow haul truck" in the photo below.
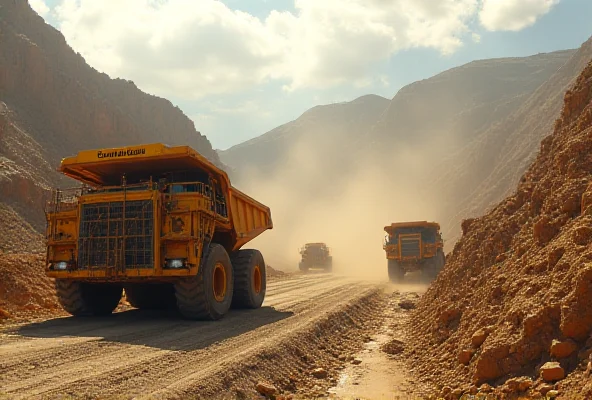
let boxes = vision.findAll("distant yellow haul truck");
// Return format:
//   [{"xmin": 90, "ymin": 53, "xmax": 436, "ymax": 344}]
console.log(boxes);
[
  {"xmin": 298, "ymin": 242, "xmax": 332, "ymax": 272},
  {"xmin": 383, "ymin": 221, "xmax": 445, "ymax": 283},
  {"xmin": 45, "ymin": 143, "xmax": 273, "ymax": 320}
]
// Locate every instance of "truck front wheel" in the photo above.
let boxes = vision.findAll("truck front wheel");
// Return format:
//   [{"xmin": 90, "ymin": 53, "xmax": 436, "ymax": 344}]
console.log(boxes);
[
  {"xmin": 388, "ymin": 260, "xmax": 405, "ymax": 283},
  {"xmin": 299, "ymin": 261, "xmax": 309, "ymax": 272},
  {"xmin": 231, "ymin": 249, "xmax": 266, "ymax": 309},
  {"xmin": 55, "ymin": 280, "xmax": 123, "ymax": 316},
  {"xmin": 174, "ymin": 244, "xmax": 234, "ymax": 320}
]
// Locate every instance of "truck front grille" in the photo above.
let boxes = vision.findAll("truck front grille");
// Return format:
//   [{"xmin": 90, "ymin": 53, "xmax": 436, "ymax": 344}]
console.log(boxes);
[
  {"xmin": 78, "ymin": 200, "xmax": 154, "ymax": 269},
  {"xmin": 400, "ymin": 238, "xmax": 421, "ymax": 257}
]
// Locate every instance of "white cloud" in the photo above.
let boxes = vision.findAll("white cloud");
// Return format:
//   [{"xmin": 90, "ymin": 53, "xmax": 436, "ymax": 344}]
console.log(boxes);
[
  {"xmin": 29, "ymin": 0, "xmax": 50, "ymax": 16},
  {"xmin": 479, "ymin": 0, "xmax": 560, "ymax": 31},
  {"xmin": 472, "ymin": 32, "xmax": 482, "ymax": 43},
  {"xmin": 51, "ymin": 0, "xmax": 555, "ymax": 99},
  {"xmin": 208, "ymin": 100, "xmax": 272, "ymax": 117}
]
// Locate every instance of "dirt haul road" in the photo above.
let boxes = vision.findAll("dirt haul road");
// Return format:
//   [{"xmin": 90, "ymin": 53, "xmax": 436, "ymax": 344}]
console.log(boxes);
[{"xmin": 0, "ymin": 273, "xmax": 398, "ymax": 400}]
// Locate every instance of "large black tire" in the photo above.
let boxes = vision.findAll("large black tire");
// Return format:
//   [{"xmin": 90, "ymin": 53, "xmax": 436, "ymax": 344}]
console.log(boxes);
[
  {"xmin": 388, "ymin": 260, "xmax": 405, "ymax": 283},
  {"xmin": 299, "ymin": 261, "xmax": 309, "ymax": 272},
  {"xmin": 324, "ymin": 257, "xmax": 333, "ymax": 272},
  {"xmin": 124, "ymin": 284, "xmax": 176, "ymax": 310},
  {"xmin": 230, "ymin": 249, "xmax": 266, "ymax": 309},
  {"xmin": 423, "ymin": 250, "xmax": 445, "ymax": 282},
  {"xmin": 174, "ymin": 244, "xmax": 234, "ymax": 320},
  {"xmin": 55, "ymin": 280, "xmax": 123, "ymax": 316}
]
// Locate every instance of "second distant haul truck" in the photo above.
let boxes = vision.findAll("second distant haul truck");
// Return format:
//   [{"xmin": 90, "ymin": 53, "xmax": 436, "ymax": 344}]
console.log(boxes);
[{"xmin": 299, "ymin": 242, "xmax": 333, "ymax": 272}]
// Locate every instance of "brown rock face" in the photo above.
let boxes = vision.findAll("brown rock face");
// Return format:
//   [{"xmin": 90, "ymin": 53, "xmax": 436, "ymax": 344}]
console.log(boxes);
[
  {"xmin": 312, "ymin": 367, "xmax": 328, "ymax": 379},
  {"xmin": 0, "ymin": 253, "xmax": 61, "ymax": 318},
  {"xmin": 471, "ymin": 329, "xmax": 489, "ymax": 348},
  {"xmin": 0, "ymin": 1, "xmax": 220, "ymax": 163},
  {"xmin": 458, "ymin": 349, "xmax": 474, "ymax": 365},
  {"xmin": 504, "ymin": 376, "xmax": 533, "ymax": 393},
  {"xmin": 255, "ymin": 381, "xmax": 278, "ymax": 396},
  {"xmin": 560, "ymin": 266, "xmax": 592, "ymax": 340},
  {"xmin": 581, "ymin": 184, "xmax": 592, "ymax": 213},
  {"xmin": 540, "ymin": 362, "xmax": 565, "ymax": 382},
  {"xmin": 0, "ymin": 0, "xmax": 224, "ymax": 252},
  {"xmin": 550, "ymin": 339, "xmax": 578, "ymax": 359},
  {"xmin": 406, "ymin": 58, "xmax": 592, "ymax": 396}
]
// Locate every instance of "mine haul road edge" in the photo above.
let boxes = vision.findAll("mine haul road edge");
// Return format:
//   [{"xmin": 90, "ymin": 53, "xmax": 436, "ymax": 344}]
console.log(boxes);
[{"xmin": 0, "ymin": 273, "xmax": 381, "ymax": 399}]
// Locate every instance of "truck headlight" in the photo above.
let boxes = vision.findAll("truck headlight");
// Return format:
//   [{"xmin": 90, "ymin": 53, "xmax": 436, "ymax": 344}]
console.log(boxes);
[
  {"xmin": 55, "ymin": 261, "xmax": 68, "ymax": 270},
  {"xmin": 165, "ymin": 259, "xmax": 185, "ymax": 269}
]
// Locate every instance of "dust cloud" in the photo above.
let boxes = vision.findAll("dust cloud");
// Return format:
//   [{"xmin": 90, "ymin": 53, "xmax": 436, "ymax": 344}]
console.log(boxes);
[{"xmin": 233, "ymin": 129, "xmax": 446, "ymax": 281}]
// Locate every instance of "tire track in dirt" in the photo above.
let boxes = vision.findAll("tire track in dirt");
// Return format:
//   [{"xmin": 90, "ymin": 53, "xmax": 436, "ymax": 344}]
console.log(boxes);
[
  {"xmin": 0, "ymin": 276, "xmax": 314, "ymax": 386},
  {"xmin": 0, "ymin": 274, "xmax": 381, "ymax": 399},
  {"xmin": 0, "ymin": 273, "xmax": 330, "ymax": 367},
  {"xmin": 16, "ymin": 283, "xmax": 367, "ymax": 398}
]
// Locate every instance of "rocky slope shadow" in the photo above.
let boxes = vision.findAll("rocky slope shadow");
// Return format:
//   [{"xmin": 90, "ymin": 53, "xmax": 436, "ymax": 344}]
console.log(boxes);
[
  {"xmin": 0, "ymin": 102, "xmax": 56, "ymax": 253},
  {"xmin": 406, "ymin": 59, "xmax": 592, "ymax": 400},
  {"xmin": 0, "ymin": 0, "xmax": 223, "ymax": 252},
  {"xmin": 436, "ymin": 36, "xmax": 592, "ymax": 246}
]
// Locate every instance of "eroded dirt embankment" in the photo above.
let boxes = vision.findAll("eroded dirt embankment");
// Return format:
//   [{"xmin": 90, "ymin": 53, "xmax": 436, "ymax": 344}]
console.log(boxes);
[
  {"xmin": 0, "ymin": 253, "xmax": 62, "ymax": 322},
  {"xmin": 406, "ymin": 60, "xmax": 592, "ymax": 400}
]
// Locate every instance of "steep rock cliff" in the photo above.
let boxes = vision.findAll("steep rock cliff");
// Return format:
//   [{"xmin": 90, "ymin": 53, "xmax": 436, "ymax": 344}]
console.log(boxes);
[
  {"xmin": 408, "ymin": 58, "xmax": 592, "ymax": 398},
  {"xmin": 0, "ymin": 0, "xmax": 223, "ymax": 251}
]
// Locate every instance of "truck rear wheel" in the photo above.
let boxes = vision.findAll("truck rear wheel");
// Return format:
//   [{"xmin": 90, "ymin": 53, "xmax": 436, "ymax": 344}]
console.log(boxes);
[
  {"xmin": 55, "ymin": 280, "xmax": 123, "ymax": 316},
  {"xmin": 325, "ymin": 257, "xmax": 333, "ymax": 272},
  {"xmin": 174, "ymin": 244, "xmax": 234, "ymax": 320},
  {"xmin": 124, "ymin": 284, "xmax": 176, "ymax": 310},
  {"xmin": 388, "ymin": 260, "xmax": 405, "ymax": 283},
  {"xmin": 231, "ymin": 249, "xmax": 266, "ymax": 309},
  {"xmin": 423, "ymin": 250, "xmax": 445, "ymax": 282}
]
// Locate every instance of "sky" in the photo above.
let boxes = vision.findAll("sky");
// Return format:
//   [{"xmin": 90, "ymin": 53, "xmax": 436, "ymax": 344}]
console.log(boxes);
[{"xmin": 30, "ymin": 0, "xmax": 592, "ymax": 150}]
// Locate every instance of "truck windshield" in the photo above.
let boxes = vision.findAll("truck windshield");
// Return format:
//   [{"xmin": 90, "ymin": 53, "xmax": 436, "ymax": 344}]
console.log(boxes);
[
  {"xmin": 391, "ymin": 227, "xmax": 437, "ymax": 242},
  {"xmin": 84, "ymin": 183, "xmax": 155, "ymax": 194},
  {"xmin": 171, "ymin": 184, "xmax": 184, "ymax": 193}
]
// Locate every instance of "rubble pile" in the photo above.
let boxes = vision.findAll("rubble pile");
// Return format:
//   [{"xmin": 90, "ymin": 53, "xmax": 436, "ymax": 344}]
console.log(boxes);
[
  {"xmin": 407, "ymin": 60, "xmax": 592, "ymax": 399},
  {"xmin": 0, "ymin": 253, "xmax": 61, "ymax": 321}
]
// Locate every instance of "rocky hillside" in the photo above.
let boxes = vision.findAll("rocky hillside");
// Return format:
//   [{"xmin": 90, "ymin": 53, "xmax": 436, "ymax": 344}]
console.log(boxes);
[
  {"xmin": 222, "ymin": 52, "xmax": 573, "ymax": 176},
  {"xmin": 219, "ymin": 94, "xmax": 390, "ymax": 174},
  {"xmin": 408, "ymin": 59, "xmax": 592, "ymax": 399},
  {"xmin": 369, "ymin": 50, "xmax": 575, "ymax": 151},
  {"xmin": 436, "ymin": 36, "xmax": 592, "ymax": 245},
  {"xmin": 0, "ymin": 0, "xmax": 222, "ymax": 252}
]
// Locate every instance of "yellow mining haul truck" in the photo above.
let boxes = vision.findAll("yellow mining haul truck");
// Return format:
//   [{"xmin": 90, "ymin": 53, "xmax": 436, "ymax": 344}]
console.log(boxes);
[
  {"xmin": 298, "ymin": 242, "xmax": 332, "ymax": 272},
  {"xmin": 383, "ymin": 221, "xmax": 445, "ymax": 283},
  {"xmin": 45, "ymin": 143, "xmax": 273, "ymax": 320}
]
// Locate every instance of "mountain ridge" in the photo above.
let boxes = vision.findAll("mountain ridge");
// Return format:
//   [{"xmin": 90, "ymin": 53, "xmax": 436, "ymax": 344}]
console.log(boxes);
[{"xmin": 0, "ymin": 0, "xmax": 224, "ymax": 252}]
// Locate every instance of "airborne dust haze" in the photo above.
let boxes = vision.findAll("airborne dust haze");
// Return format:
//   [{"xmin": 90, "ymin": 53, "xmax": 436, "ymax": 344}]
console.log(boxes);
[{"xmin": 233, "ymin": 127, "xmax": 451, "ymax": 281}]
